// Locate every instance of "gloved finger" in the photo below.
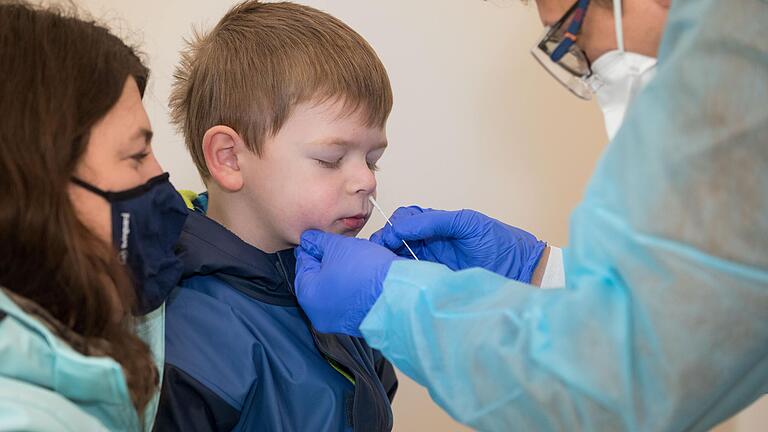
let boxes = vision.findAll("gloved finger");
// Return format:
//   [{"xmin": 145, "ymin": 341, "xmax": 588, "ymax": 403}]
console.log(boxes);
[
  {"xmin": 391, "ymin": 209, "xmax": 463, "ymax": 241},
  {"xmin": 299, "ymin": 229, "xmax": 337, "ymax": 261},
  {"xmin": 369, "ymin": 223, "xmax": 397, "ymax": 247},
  {"xmin": 388, "ymin": 205, "xmax": 427, "ymax": 225},
  {"xmin": 370, "ymin": 206, "xmax": 427, "ymax": 251},
  {"xmin": 368, "ymin": 227, "xmax": 386, "ymax": 246},
  {"xmin": 294, "ymin": 246, "xmax": 321, "ymax": 298},
  {"xmin": 370, "ymin": 224, "xmax": 409, "ymax": 254},
  {"xmin": 368, "ymin": 206, "xmax": 422, "ymax": 243},
  {"xmin": 371, "ymin": 231, "xmax": 410, "ymax": 258}
]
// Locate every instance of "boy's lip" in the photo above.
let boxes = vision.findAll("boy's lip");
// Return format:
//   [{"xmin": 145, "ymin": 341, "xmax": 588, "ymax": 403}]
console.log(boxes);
[{"xmin": 340, "ymin": 213, "xmax": 369, "ymax": 230}]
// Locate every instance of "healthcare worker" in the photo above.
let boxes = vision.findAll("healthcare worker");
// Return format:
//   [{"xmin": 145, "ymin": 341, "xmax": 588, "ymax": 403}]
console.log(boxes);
[{"xmin": 294, "ymin": 0, "xmax": 768, "ymax": 430}]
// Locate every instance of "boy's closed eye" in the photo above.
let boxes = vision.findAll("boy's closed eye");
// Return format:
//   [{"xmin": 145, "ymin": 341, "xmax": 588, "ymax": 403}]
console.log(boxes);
[
  {"xmin": 317, "ymin": 157, "xmax": 343, "ymax": 169},
  {"xmin": 315, "ymin": 156, "xmax": 380, "ymax": 172},
  {"xmin": 309, "ymin": 138, "xmax": 386, "ymax": 172}
]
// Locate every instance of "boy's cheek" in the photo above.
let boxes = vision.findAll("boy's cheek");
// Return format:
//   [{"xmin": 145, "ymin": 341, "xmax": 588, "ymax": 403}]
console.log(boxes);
[{"xmin": 286, "ymin": 208, "xmax": 340, "ymax": 243}]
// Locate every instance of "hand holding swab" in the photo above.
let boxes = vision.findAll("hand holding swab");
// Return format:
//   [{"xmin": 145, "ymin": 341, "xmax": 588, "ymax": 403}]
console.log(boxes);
[{"xmin": 368, "ymin": 196, "xmax": 419, "ymax": 261}]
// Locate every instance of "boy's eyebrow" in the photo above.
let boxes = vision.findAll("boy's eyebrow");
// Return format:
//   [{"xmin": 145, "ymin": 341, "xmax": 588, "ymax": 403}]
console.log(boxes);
[{"xmin": 314, "ymin": 138, "xmax": 388, "ymax": 150}]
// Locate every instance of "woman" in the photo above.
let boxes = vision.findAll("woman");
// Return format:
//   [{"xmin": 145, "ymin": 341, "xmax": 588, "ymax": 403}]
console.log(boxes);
[{"xmin": 0, "ymin": 2, "xmax": 187, "ymax": 430}]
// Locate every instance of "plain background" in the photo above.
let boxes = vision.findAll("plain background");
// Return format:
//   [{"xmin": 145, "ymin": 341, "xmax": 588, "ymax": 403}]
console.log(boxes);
[{"xmin": 63, "ymin": 0, "xmax": 766, "ymax": 430}]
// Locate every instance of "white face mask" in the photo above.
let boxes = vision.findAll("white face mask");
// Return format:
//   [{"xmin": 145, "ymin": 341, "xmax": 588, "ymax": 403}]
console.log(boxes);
[{"xmin": 589, "ymin": 0, "xmax": 658, "ymax": 140}]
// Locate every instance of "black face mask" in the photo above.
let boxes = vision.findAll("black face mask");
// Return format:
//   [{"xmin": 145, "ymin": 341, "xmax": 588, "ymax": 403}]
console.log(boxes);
[{"xmin": 71, "ymin": 173, "xmax": 188, "ymax": 315}]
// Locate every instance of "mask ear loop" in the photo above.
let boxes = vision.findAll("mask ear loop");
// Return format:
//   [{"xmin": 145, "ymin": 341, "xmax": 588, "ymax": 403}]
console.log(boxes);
[
  {"xmin": 71, "ymin": 176, "xmax": 110, "ymax": 199},
  {"xmin": 614, "ymin": 0, "xmax": 625, "ymax": 52}
]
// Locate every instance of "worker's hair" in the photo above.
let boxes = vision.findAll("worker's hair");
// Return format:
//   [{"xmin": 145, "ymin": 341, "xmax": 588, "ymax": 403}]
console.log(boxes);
[
  {"xmin": 0, "ymin": 1, "xmax": 157, "ymax": 413},
  {"xmin": 170, "ymin": 0, "xmax": 393, "ymax": 181}
]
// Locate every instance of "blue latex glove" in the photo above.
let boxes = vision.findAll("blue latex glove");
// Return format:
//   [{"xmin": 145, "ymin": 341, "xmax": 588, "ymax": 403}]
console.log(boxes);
[
  {"xmin": 294, "ymin": 229, "xmax": 398, "ymax": 337},
  {"xmin": 370, "ymin": 206, "xmax": 546, "ymax": 283}
]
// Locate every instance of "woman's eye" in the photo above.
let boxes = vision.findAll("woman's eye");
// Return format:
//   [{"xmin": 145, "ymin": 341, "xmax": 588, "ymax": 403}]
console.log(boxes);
[
  {"xmin": 131, "ymin": 152, "xmax": 150, "ymax": 163},
  {"xmin": 367, "ymin": 161, "xmax": 380, "ymax": 172},
  {"xmin": 317, "ymin": 158, "xmax": 342, "ymax": 169}
]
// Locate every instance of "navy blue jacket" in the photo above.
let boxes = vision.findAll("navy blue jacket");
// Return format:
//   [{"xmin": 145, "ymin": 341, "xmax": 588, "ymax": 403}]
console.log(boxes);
[{"xmin": 153, "ymin": 206, "xmax": 397, "ymax": 431}]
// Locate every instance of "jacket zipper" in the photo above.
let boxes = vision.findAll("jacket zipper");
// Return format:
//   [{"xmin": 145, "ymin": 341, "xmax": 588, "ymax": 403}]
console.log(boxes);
[{"xmin": 275, "ymin": 252, "xmax": 390, "ymax": 431}]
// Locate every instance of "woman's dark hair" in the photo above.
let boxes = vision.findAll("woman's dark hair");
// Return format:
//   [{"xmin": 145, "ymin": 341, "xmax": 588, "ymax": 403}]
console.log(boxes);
[{"xmin": 0, "ymin": 1, "xmax": 157, "ymax": 411}]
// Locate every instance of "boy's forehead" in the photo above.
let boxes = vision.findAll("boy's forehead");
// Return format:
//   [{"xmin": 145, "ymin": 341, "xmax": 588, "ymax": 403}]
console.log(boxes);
[
  {"xmin": 305, "ymin": 96, "xmax": 378, "ymax": 120},
  {"xmin": 282, "ymin": 98, "xmax": 387, "ymax": 143}
]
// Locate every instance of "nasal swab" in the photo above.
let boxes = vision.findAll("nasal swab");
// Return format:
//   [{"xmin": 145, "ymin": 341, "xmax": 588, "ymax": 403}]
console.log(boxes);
[{"xmin": 368, "ymin": 196, "xmax": 419, "ymax": 261}]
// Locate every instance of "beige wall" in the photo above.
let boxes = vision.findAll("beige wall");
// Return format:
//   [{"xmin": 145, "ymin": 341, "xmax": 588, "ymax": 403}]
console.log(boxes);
[{"xmin": 67, "ymin": 0, "xmax": 765, "ymax": 430}]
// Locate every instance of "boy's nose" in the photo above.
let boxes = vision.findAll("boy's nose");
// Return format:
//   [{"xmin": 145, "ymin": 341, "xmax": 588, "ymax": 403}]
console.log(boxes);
[{"xmin": 348, "ymin": 161, "xmax": 377, "ymax": 195}]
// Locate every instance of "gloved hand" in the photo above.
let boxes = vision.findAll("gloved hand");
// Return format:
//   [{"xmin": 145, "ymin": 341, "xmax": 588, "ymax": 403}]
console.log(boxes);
[
  {"xmin": 294, "ymin": 230, "xmax": 399, "ymax": 337},
  {"xmin": 370, "ymin": 206, "xmax": 546, "ymax": 283}
]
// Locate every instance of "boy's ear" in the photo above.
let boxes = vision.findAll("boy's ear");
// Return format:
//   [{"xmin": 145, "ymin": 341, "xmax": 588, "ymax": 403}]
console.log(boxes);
[{"xmin": 202, "ymin": 125, "xmax": 245, "ymax": 192}]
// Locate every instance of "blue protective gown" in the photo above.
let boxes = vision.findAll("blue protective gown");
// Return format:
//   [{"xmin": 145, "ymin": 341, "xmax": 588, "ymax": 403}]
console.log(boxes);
[{"xmin": 359, "ymin": 0, "xmax": 768, "ymax": 430}]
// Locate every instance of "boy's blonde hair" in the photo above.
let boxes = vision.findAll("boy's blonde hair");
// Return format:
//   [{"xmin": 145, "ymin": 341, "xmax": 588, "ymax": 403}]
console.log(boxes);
[{"xmin": 170, "ymin": 1, "xmax": 393, "ymax": 180}]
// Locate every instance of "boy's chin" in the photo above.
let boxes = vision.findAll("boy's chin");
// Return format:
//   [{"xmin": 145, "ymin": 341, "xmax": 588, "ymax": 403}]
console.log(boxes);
[
  {"xmin": 327, "ymin": 225, "xmax": 363, "ymax": 238},
  {"xmin": 330, "ymin": 228, "xmax": 361, "ymax": 238},
  {"xmin": 294, "ymin": 227, "xmax": 362, "ymax": 241}
]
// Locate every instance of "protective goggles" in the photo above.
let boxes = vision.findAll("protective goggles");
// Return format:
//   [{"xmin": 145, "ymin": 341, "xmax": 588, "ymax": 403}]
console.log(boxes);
[{"xmin": 531, "ymin": 0, "xmax": 594, "ymax": 100}]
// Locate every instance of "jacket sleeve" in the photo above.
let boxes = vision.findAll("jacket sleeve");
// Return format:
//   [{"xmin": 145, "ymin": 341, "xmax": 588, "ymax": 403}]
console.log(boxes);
[
  {"xmin": 373, "ymin": 350, "xmax": 398, "ymax": 402},
  {"xmin": 155, "ymin": 285, "xmax": 262, "ymax": 432},
  {"xmin": 0, "ymin": 377, "xmax": 109, "ymax": 432},
  {"xmin": 359, "ymin": 0, "xmax": 768, "ymax": 431},
  {"xmin": 153, "ymin": 364, "xmax": 240, "ymax": 432}
]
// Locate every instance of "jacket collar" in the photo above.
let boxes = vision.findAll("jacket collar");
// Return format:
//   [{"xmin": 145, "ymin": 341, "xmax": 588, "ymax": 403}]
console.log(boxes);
[{"xmin": 177, "ymin": 206, "xmax": 299, "ymax": 307}]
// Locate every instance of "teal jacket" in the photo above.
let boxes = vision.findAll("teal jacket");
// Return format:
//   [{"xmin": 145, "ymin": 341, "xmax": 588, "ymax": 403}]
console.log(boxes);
[{"xmin": 0, "ymin": 289, "xmax": 164, "ymax": 431}]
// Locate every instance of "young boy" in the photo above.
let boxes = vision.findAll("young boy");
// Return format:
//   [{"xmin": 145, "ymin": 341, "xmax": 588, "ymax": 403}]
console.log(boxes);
[{"xmin": 153, "ymin": 2, "xmax": 397, "ymax": 431}]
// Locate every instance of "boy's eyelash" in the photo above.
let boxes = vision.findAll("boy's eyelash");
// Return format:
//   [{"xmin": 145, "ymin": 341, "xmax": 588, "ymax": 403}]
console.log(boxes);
[
  {"xmin": 317, "ymin": 159, "xmax": 342, "ymax": 169},
  {"xmin": 315, "ymin": 158, "xmax": 379, "ymax": 171}
]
